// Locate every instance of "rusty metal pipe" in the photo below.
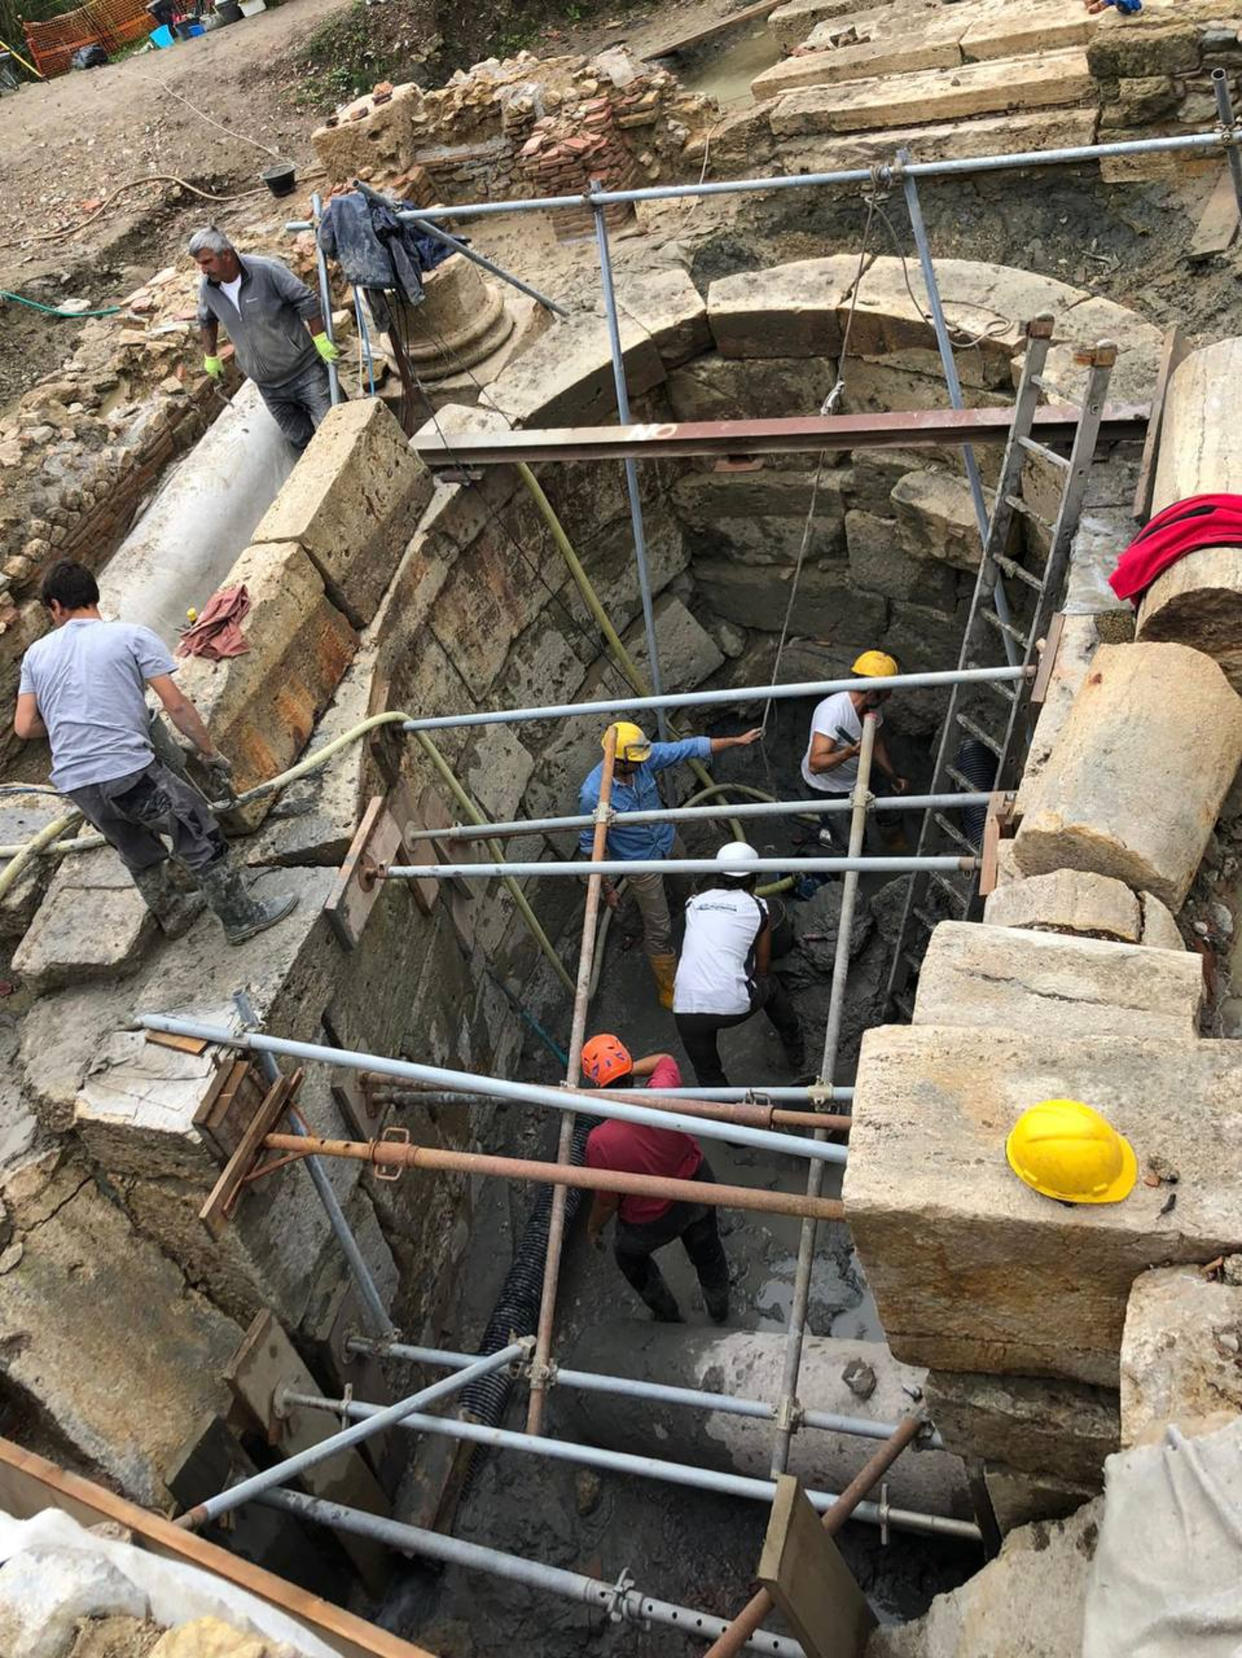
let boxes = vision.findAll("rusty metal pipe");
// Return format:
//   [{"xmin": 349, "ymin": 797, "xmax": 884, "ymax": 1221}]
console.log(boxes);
[
  {"xmin": 702, "ymin": 1414, "xmax": 928, "ymax": 1658},
  {"xmin": 261, "ymin": 1133, "xmax": 846, "ymax": 1224},
  {"xmin": 527, "ymin": 726, "xmax": 618, "ymax": 1434},
  {"xmin": 367, "ymin": 1083, "xmax": 849, "ymax": 1134}
]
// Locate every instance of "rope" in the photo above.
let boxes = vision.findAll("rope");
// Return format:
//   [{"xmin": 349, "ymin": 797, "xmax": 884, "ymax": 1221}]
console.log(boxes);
[{"xmin": 4, "ymin": 175, "xmax": 268, "ymax": 249}]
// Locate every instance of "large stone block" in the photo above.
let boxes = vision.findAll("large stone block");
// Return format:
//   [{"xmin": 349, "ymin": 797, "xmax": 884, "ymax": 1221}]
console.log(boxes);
[
  {"xmin": 925, "ymin": 1370, "xmax": 1119, "ymax": 1488},
  {"xmin": 891, "ymin": 469, "xmax": 983, "ymax": 571},
  {"xmin": 770, "ymin": 49, "xmax": 1094, "ymax": 136},
  {"xmin": 623, "ymin": 592, "xmax": 724, "ymax": 694},
  {"xmin": 1013, "ymin": 642, "xmax": 1242, "ymax": 911},
  {"xmin": 0, "ymin": 1155, "xmax": 240, "ymax": 1509},
  {"xmin": 251, "ymin": 398, "xmax": 433, "ymax": 627},
  {"xmin": 912, "ymin": 921, "xmax": 1202, "ymax": 1041},
  {"xmin": 0, "ymin": 794, "xmax": 64, "ymax": 942},
  {"xmin": 1012, "ymin": 613, "xmax": 1099, "ymax": 820},
  {"xmin": 844, "ymin": 1025, "xmax": 1242, "ymax": 1385},
  {"xmin": 692, "ymin": 557, "xmax": 888, "ymax": 638},
  {"xmin": 1120, "ymin": 1265, "xmax": 1242, "ymax": 1446},
  {"xmin": 480, "ymin": 307, "xmax": 664, "ymax": 427},
  {"xmin": 866, "ymin": 1498, "xmax": 1102, "ymax": 1658},
  {"xmin": 769, "ymin": 0, "xmax": 892, "ymax": 52},
  {"xmin": 1087, "ymin": 18, "xmax": 1200, "ymax": 77},
  {"xmin": 173, "ymin": 540, "xmax": 357, "ymax": 800},
  {"xmin": 11, "ymin": 846, "xmax": 154, "ymax": 995},
  {"xmin": 983, "ymin": 869, "xmax": 1185, "ymax": 952},
  {"xmin": 846, "ymin": 510, "xmax": 959, "ymax": 608},
  {"xmin": 1138, "ymin": 340, "xmax": 1242, "ymax": 690},
  {"xmin": 706, "ymin": 256, "xmax": 858, "ymax": 358},
  {"xmin": 615, "ymin": 267, "xmax": 711, "ymax": 368},
  {"xmin": 666, "ymin": 353, "xmax": 844, "ymax": 423},
  {"xmin": 752, "ymin": 35, "xmax": 962, "ymax": 100},
  {"xmin": 961, "ymin": 1, "xmax": 1094, "ymax": 61}
]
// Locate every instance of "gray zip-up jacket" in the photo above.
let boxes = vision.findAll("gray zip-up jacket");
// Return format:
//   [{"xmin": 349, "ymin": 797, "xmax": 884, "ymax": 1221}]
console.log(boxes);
[{"xmin": 196, "ymin": 254, "xmax": 321, "ymax": 392}]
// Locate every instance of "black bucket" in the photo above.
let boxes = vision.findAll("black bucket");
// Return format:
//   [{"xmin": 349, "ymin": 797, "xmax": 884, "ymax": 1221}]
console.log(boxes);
[
  {"xmin": 261, "ymin": 161, "xmax": 297, "ymax": 198},
  {"xmin": 767, "ymin": 894, "xmax": 794, "ymax": 958},
  {"xmin": 215, "ymin": 0, "xmax": 242, "ymax": 22}
]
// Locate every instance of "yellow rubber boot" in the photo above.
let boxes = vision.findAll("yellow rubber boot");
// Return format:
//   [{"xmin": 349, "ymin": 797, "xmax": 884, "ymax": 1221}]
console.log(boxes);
[{"xmin": 649, "ymin": 953, "xmax": 677, "ymax": 1010}]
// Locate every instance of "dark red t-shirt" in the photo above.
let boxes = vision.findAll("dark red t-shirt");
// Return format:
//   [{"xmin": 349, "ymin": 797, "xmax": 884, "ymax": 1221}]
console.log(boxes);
[{"xmin": 585, "ymin": 1056, "xmax": 702, "ymax": 1225}]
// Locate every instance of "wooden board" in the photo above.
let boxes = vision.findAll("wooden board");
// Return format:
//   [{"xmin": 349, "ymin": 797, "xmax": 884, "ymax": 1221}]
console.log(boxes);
[
  {"xmin": 146, "ymin": 1030, "xmax": 210, "ymax": 1056},
  {"xmin": 385, "ymin": 780, "xmax": 444, "ymax": 917},
  {"xmin": 1189, "ymin": 166, "xmax": 1240, "ymax": 262},
  {"xmin": 324, "ymin": 796, "xmax": 405, "ymax": 951},
  {"xmin": 1132, "ymin": 324, "xmax": 1189, "ymax": 524},
  {"xmin": 225, "ymin": 1311, "xmax": 394, "ymax": 1597},
  {"xmin": 199, "ymin": 1068, "xmax": 303, "ymax": 1238},
  {"xmin": 193, "ymin": 1058, "xmax": 266, "ymax": 1162},
  {"xmin": 0, "ymin": 1436, "xmax": 431, "ymax": 1658},
  {"xmin": 1029, "ymin": 611, "xmax": 1065, "ymax": 708},
  {"xmin": 757, "ymin": 1476, "xmax": 876, "ymax": 1658}
]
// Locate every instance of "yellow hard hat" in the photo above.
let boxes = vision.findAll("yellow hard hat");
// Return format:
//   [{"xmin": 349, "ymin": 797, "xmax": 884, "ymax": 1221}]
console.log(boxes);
[
  {"xmin": 605, "ymin": 721, "xmax": 651, "ymax": 763},
  {"xmin": 852, "ymin": 650, "xmax": 899, "ymax": 678},
  {"xmin": 1005, "ymin": 1099, "xmax": 1137, "ymax": 1205}
]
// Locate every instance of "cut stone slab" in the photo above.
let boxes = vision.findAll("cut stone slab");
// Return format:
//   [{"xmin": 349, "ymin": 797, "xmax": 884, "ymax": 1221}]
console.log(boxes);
[
  {"xmin": 1120, "ymin": 1265, "xmax": 1242, "ymax": 1446},
  {"xmin": 751, "ymin": 35, "xmax": 962, "ymax": 100},
  {"xmin": 480, "ymin": 306, "xmax": 663, "ymax": 428},
  {"xmin": 622, "ymin": 591, "xmax": 724, "ymax": 694},
  {"xmin": 983, "ymin": 1464, "xmax": 1101, "ymax": 1535},
  {"xmin": 960, "ymin": 0, "xmax": 1094, "ymax": 60},
  {"xmin": 865, "ymin": 1498, "xmax": 1102, "ymax": 1658},
  {"xmin": 925, "ymin": 1369, "xmax": 1119, "ymax": 1488},
  {"xmin": 1012, "ymin": 613, "xmax": 1099, "ymax": 821},
  {"xmin": 692, "ymin": 557, "xmax": 888, "ymax": 638},
  {"xmin": 173, "ymin": 540, "xmax": 357, "ymax": 803},
  {"xmin": 0, "ymin": 1156, "xmax": 240, "ymax": 1509},
  {"xmin": 1138, "ymin": 340, "xmax": 1242, "ymax": 690},
  {"xmin": 1013, "ymin": 641, "xmax": 1242, "ymax": 912},
  {"xmin": 770, "ymin": 49, "xmax": 1094, "ymax": 136},
  {"xmin": 891, "ymin": 469, "xmax": 982, "ymax": 571},
  {"xmin": 769, "ymin": 0, "xmax": 893, "ymax": 51},
  {"xmin": 706, "ymin": 255, "xmax": 859, "ymax": 359},
  {"xmin": 1139, "ymin": 891, "xmax": 1183, "ymax": 951},
  {"xmin": 983, "ymin": 869, "xmax": 1143, "ymax": 943},
  {"xmin": 615, "ymin": 266, "xmax": 711, "ymax": 368},
  {"xmin": 11, "ymin": 845, "xmax": 154, "ymax": 995},
  {"xmin": 250, "ymin": 396, "xmax": 433, "ymax": 628},
  {"xmin": 913, "ymin": 921, "xmax": 1202, "ymax": 1041},
  {"xmin": 846, "ymin": 510, "xmax": 958, "ymax": 608},
  {"xmin": 844, "ymin": 1025, "xmax": 1242, "ymax": 1385}
]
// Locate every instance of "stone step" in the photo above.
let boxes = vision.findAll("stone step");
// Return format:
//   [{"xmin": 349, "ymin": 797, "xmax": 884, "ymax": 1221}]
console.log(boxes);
[
  {"xmin": 912, "ymin": 920, "xmax": 1203, "ymax": 1041},
  {"xmin": 770, "ymin": 48, "xmax": 1094, "ymax": 136},
  {"xmin": 752, "ymin": 35, "xmax": 962, "ymax": 101},
  {"xmin": 768, "ymin": 0, "xmax": 894, "ymax": 53}
]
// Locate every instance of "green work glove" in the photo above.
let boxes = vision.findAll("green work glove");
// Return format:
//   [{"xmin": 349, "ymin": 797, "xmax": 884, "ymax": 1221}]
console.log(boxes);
[
  {"xmin": 203, "ymin": 354, "xmax": 224, "ymax": 379},
  {"xmin": 312, "ymin": 332, "xmax": 340, "ymax": 364}
]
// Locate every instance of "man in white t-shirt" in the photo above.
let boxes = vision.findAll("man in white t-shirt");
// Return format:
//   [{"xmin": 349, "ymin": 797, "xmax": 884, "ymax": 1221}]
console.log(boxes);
[
  {"xmin": 800, "ymin": 649, "xmax": 909, "ymax": 850},
  {"xmin": 673, "ymin": 842, "xmax": 804, "ymax": 1086}
]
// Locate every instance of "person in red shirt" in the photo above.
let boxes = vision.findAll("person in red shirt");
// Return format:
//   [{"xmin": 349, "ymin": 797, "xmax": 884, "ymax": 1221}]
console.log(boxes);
[{"xmin": 582, "ymin": 1033, "xmax": 730, "ymax": 1325}]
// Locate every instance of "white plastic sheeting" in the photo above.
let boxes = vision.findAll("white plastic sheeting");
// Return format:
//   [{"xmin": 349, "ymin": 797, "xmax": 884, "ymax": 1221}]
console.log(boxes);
[
  {"xmin": 0, "ymin": 1505, "xmax": 340, "ymax": 1658},
  {"xmin": 1083, "ymin": 1418, "xmax": 1242, "ymax": 1657},
  {"xmin": 99, "ymin": 381, "xmax": 295, "ymax": 649}
]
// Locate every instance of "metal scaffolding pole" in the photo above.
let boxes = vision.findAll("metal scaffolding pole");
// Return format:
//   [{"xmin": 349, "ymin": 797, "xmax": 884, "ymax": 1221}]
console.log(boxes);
[
  {"xmin": 399, "ymin": 790, "xmax": 993, "ymax": 843},
  {"xmin": 258, "ymin": 1488, "xmax": 804, "ymax": 1657},
  {"xmin": 310, "ymin": 193, "xmax": 342, "ymax": 407},
  {"xmin": 592, "ymin": 179, "xmax": 668, "ymax": 739},
  {"xmin": 1213, "ymin": 68, "xmax": 1242, "ymax": 220},
  {"xmin": 381, "ymin": 126, "xmax": 1236, "ymax": 222},
  {"xmin": 133, "ymin": 1016, "xmax": 848, "ymax": 1167},
  {"xmin": 528, "ymin": 726, "xmax": 617, "ymax": 1435},
  {"xmin": 771, "ymin": 715, "xmax": 877, "ymax": 1479},
  {"xmin": 279, "ymin": 1389, "xmax": 978, "ymax": 1540},
  {"xmin": 364, "ymin": 1076, "xmax": 852, "ymax": 1102},
  {"xmin": 346, "ymin": 1334, "xmax": 945, "ymax": 1449},
  {"xmin": 233, "ymin": 990, "xmax": 392, "ymax": 1340},
  {"xmin": 366, "ymin": 1084, "xmax": 850, "ymax": 1135},
  {"xmin": 383, "ymin": 853, "xmax": 976, "ymax": 879},
  {"xmin": 898, "ymin": 148, "xmax": 1017, "ymax": 669},
  {"xmin": 396, "ymin": 663, "xmax": 1027, "ymax": 735},
  {"xmin": 176, "ymin": 1342, "xmax": 524, "ymax": 1530},
  {"xmin": 705, "ymin": 1415, "xmax": 929, "ymax": 1658}
]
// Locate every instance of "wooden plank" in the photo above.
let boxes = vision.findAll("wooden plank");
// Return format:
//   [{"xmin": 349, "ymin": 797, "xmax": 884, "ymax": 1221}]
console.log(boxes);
[
  {"xmin": 145, "ymin": 1030, "xmax": 210, "ymax": 1056},
  {"xmin": 0, "ymin": 1436, "xmax": 432, "ymax": 1658},
  {"xmin": 324, "ymin": 796, "xmax": 404, "ymax": 950},
  {"xmin": 646, "ymin": 0, "xmax": 782, "ymax": 58},
  {"xmin": 193, "ymin": 1058, "xmax": 266, "ymax": 1162},
  {"xmin": 1189, "ymin": 166, "xmax": 1239, "ymax": 262},
  {"xmin": 1029, "ymin": 610, "xmax": 1065, "ymax": 707},
  {"xmin": 757, "ymin": 1476, "xmax": 876, "ymax": 1658},
  {"xmin": 386, "ymin": 780, "xmax": 442, "ymax": 917},
  {"xmin": 1132, "ymin": 324, "xmax": 1189, "ymax": 524},
  {"xmin": 198, "ymin": 1069, "xmax": 302, "ymax": 1239},
  {"xmin": 225, "ymin": 1311, "xmax": 394, "ymax": 1597}
]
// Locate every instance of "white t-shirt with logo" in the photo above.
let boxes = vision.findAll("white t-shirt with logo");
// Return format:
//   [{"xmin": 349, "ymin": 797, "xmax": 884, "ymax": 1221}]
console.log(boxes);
[
  {"xmin": 219, "ymin": 275, "xmax": 243, "ymax": 313},
  {"xmin": 674, "ymin": 888, "xmax": 768, "ymax": 1016},
  {"xmin": 800, "ymin": 691, "xmax": 883, "ymax": 794}
]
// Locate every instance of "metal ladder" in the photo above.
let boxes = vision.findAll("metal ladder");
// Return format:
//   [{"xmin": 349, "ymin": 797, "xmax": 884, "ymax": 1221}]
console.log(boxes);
[{"xmin": 884, "ymin": 313, "xmax": 1116, "ymax": 1018}]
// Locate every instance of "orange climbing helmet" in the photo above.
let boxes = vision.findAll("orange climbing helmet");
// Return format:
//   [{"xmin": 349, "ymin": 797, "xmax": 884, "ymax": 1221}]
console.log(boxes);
[{"xmin": 582, "ymin": 1033, "xmax": 633, "ymax": 1088}]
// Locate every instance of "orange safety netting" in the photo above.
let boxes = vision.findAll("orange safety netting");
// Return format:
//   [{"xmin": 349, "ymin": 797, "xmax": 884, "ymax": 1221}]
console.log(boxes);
[{"xmin": 23, "ymin": 0, "xmax": 152, "ymax": 78}]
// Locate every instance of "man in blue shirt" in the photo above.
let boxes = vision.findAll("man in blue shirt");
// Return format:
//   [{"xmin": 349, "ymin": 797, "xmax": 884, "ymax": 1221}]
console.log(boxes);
[{"xmin": 578, "ymin": 719, "xmax": 762, "ymax": 1007}]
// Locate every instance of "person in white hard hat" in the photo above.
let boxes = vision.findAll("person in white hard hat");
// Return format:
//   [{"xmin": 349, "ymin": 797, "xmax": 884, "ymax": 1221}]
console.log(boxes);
[{"xmin": 672, "ymin": 842, "xmax": 805, "ymax": 1087}]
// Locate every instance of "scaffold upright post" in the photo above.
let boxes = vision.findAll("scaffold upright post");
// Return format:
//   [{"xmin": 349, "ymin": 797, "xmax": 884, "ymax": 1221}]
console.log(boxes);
[
  {"xmin": 591, "ymin": 177, "xmax": 668, "ymax": 739},
  {"xmin": 770, "ymin": 713, "xmax": 877, "ymax": 1478},
  {"xmin": 1212, "ymin": 69, "xmax": 1242, "ymax": 223},
  {"xmin": 527, "ymin": 726, "xmax": 618, "ymax": 1433},
  {"xmin": 311, "ymin": 194, "xmax": 342, "ymax": 407}
]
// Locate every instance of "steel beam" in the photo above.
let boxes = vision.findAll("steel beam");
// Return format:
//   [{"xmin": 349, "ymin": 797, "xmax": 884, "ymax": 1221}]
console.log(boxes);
[{"xmin": 410, "ymin": 405, "xmax": 1149, "ymax": 467}]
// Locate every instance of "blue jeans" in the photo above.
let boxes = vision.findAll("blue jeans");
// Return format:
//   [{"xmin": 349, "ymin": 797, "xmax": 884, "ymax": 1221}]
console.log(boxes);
[{"xmin": 258, "ymin": 358, "xmax": 335, "ymax": 452}]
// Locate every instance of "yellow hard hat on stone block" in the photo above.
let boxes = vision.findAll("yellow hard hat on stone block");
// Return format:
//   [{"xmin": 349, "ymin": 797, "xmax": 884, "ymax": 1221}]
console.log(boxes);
[{"xmin": 1005, "ymin": 1099, "xmax": 1137, "ymax": 1205}]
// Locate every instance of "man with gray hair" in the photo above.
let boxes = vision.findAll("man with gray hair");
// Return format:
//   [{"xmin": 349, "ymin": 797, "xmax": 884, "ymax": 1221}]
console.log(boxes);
[{"xmin": 191, "ymin": 226, "xmax": 341, "ymax": 452}]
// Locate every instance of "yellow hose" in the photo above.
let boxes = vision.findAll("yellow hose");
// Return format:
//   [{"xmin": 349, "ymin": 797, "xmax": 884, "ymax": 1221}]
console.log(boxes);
[{"xmin": 0, "ymin": 809, "xmax": 83, "ymax": 902}]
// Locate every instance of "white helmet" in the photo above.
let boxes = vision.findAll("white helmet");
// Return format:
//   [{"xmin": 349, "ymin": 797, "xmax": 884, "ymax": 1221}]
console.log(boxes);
[{"xmin": 716, "ymin": 841, "xmax": 760, "ymax": 880}]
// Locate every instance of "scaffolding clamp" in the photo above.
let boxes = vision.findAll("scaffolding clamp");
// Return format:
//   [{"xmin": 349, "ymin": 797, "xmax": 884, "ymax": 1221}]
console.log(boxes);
[
  {"xmin": 774, "ymin": 1394, "xmax": 803, "ymax": 1435},
  {"xmin": 336, "ymin": 1382, "xmax": 355, "ymax": 1432},
  {"xmin": 878, "ymin": 1481, "xmax": 892, "ymax": 1547},
  {"xmin": 603, "ymin": 1567, "xmax": 638, "ymax": 1625},
  {"xmin": 527, "ymin": 1350, "xmax": 557, "ymax": 1393},
  {"xmin": 372, "ymin": 1125, "xmax": 409, "ymax": 1182}
]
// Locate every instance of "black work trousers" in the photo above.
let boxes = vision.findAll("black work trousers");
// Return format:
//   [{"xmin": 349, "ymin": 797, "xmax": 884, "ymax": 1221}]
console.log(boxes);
[
  {"xmin": 67, "ymin": 759, "xmax": 226, "ymax": 875},
  {"xmin": 675, "ymin": 977, "xmax": 802, "ymax": 1088},
  {"xmin": 613, "ymin": 1159, "xmax": 729, "ymax": 1316}
]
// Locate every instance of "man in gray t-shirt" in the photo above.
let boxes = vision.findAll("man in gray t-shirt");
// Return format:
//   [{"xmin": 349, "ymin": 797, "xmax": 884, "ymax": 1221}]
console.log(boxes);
[{"xmin": 16, "ymin": 560, "xmax": 297, "ymax": 946}]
